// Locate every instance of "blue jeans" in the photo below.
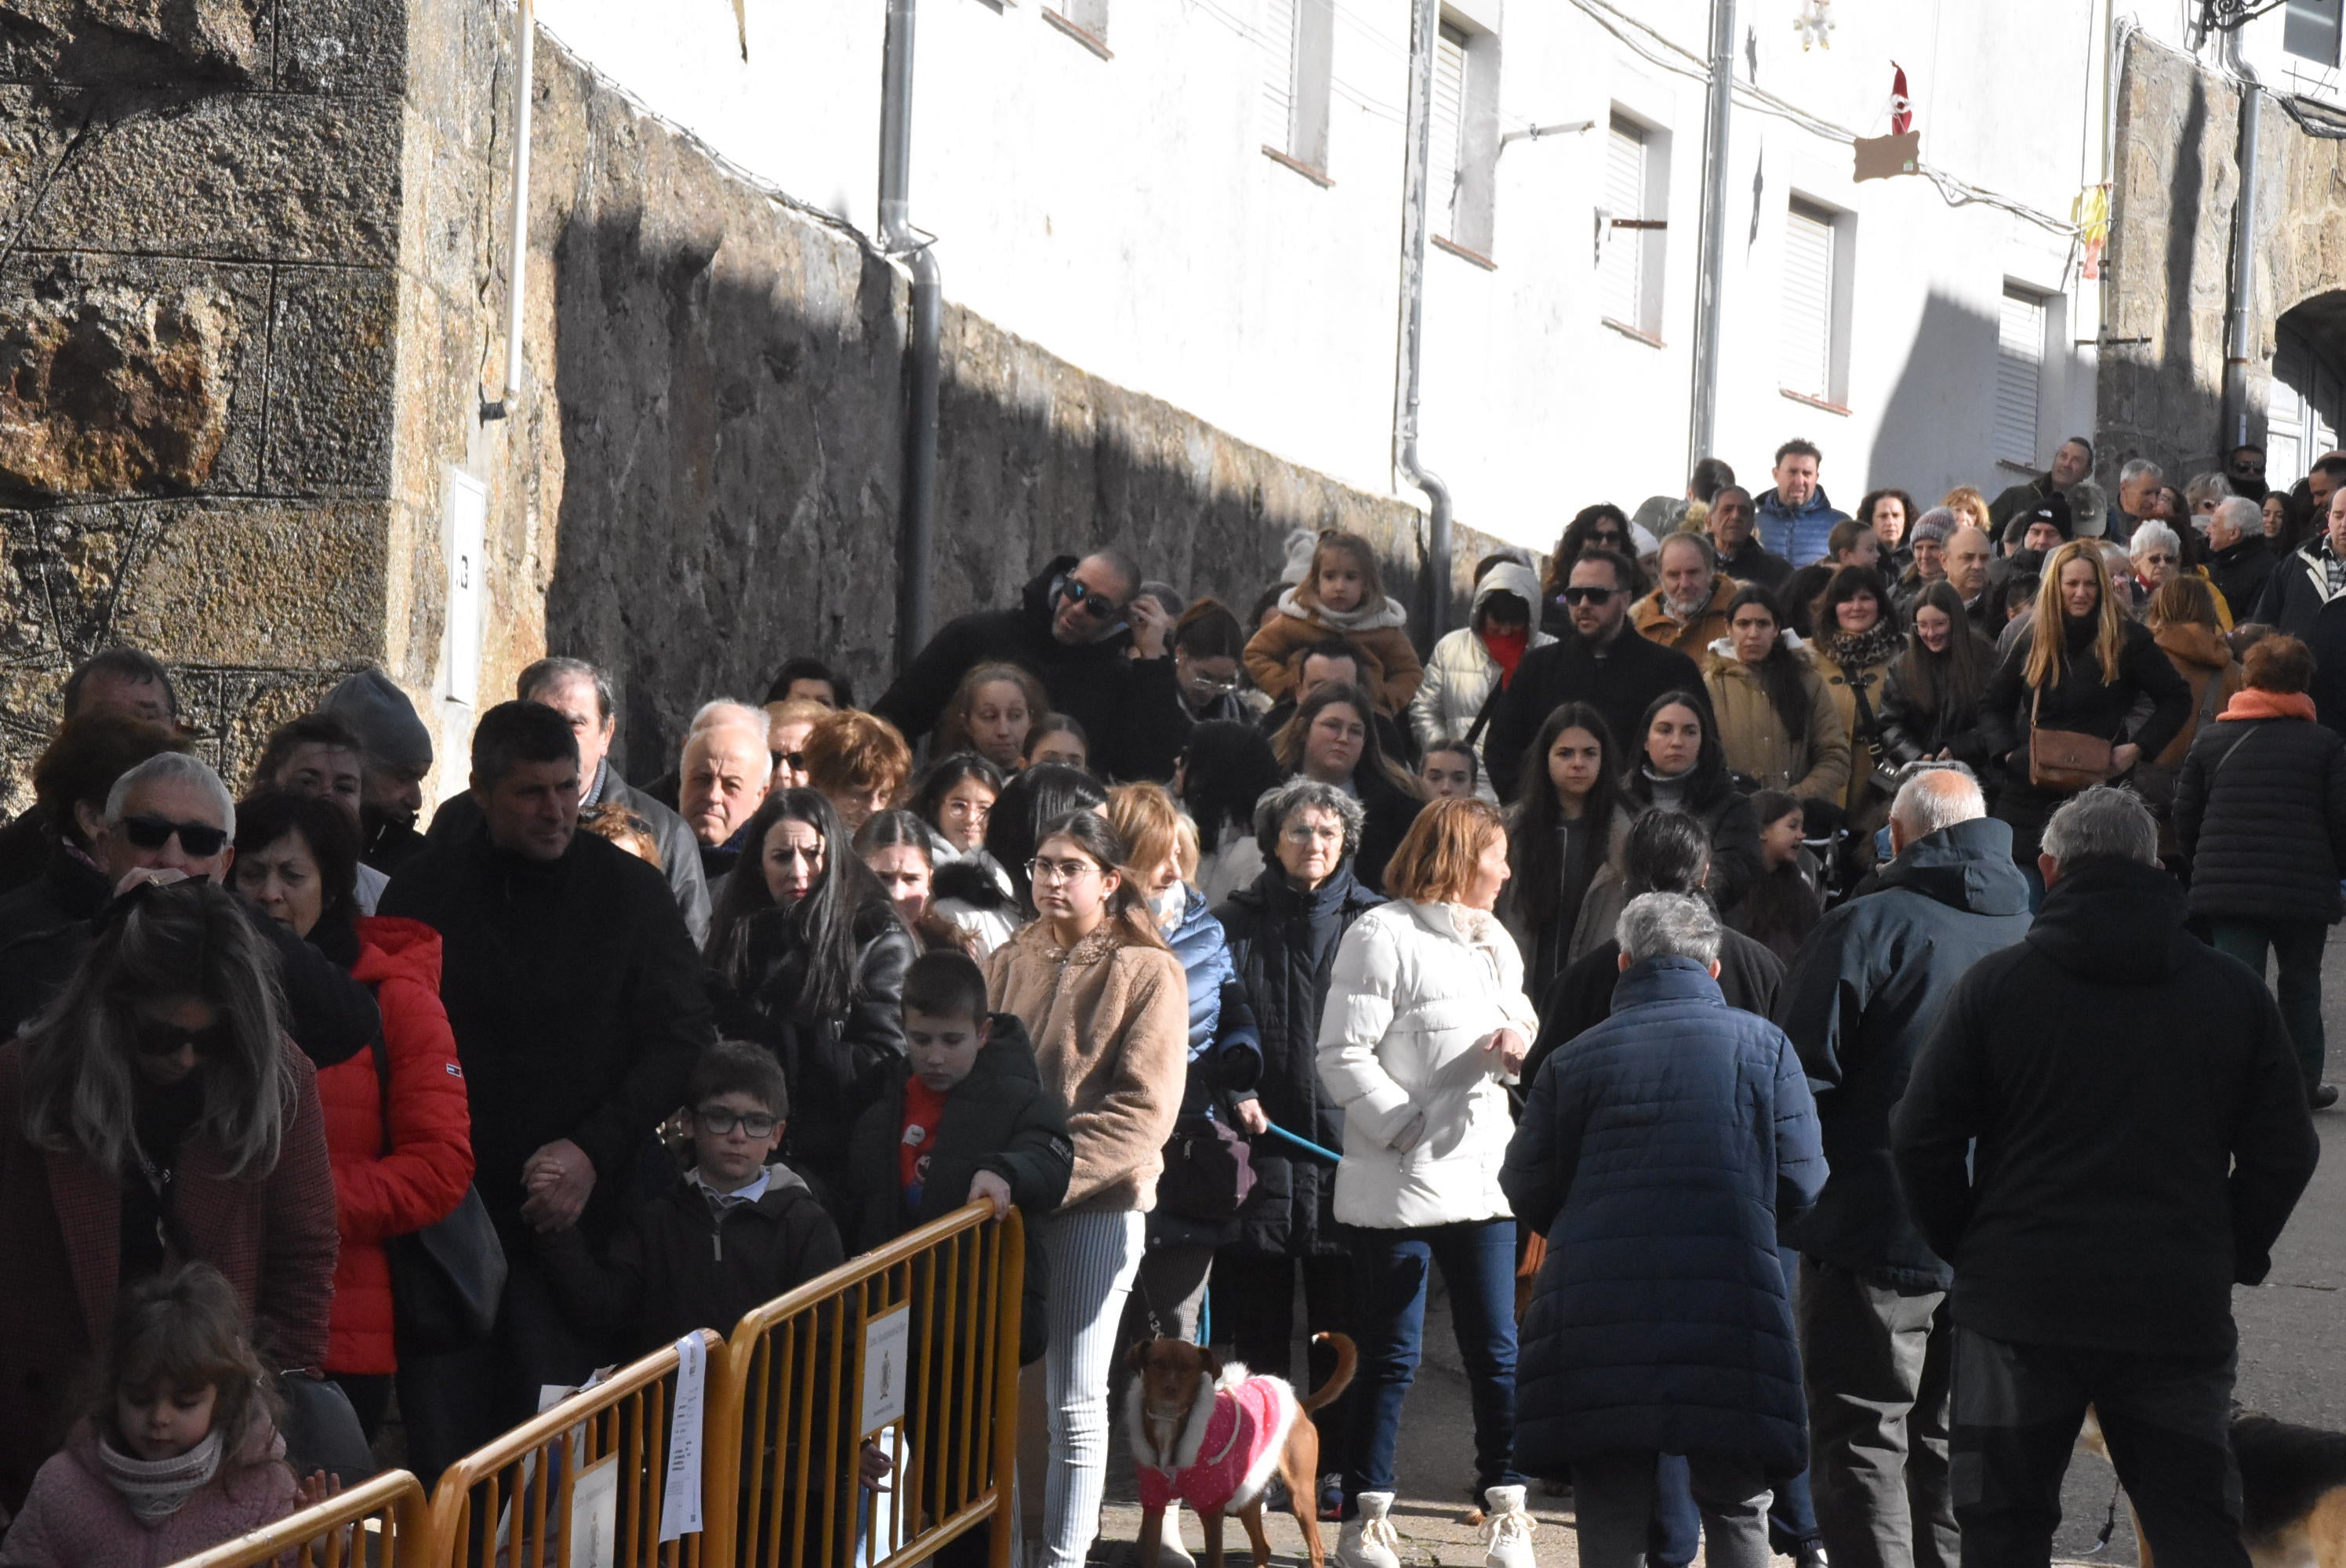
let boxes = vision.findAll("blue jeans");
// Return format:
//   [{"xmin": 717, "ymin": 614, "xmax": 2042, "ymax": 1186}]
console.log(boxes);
[{"xmin": 1342, "ymin": 1219, "xmax": 1522, "ymax": 1508}]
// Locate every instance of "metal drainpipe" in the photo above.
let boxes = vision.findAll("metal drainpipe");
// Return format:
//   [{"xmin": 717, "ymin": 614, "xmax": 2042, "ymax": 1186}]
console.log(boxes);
[
  {"xmin": 1393, "ymin": 0, "xmax": 1454, "ymax": 646},
  {"xmin": 2220, "ymin": 26, "xmax": 2263, "ymax": 452},
  {"xmin": 1686, "ymin": 0, "xmax": 1735, "ymax": 470},
  {"xmin": 881, "ymin": 0, "xmax": 942, "ymax": 668},
  {"xmin": 481, "ymin": 0, "xmax": 534, "ymax": 422}
]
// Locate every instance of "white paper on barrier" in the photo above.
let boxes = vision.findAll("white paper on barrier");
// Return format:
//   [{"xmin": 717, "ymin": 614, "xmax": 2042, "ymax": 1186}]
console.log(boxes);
[
  {"xmin": 660, "ymin": 1333, "xmax": 706, "ymax": 1542},
  {"xmin": 859, "ymin": 1305, "xmax": 912, "ymax": 1437},
  {"xmin": 569, "ymin": 1451, "xmax": 619, "ymax": 1568}
]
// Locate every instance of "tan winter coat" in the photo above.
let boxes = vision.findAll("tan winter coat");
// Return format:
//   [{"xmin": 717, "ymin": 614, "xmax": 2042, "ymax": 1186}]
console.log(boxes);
[
  {"xmin": 1808, "ymin": 638, "xmax": 1903, "ymax": 815},
  {"xmin": 1244, "ymin": 587, "xmax": 1425, "ymax": 713},
  {"xmin": 2150, "ymin": 620, "xmax": 2243, "ymax": 768},
  {"xmin": 983, "ymin": 918, "xmax": 1189, "ymax": 1214},
  {"xmin": 1702, "ymin": 637, "xmax": 1853, "ymax": 803},
  {"xmin": 1632, "ymin": 575, "xmax": 1734, "ymax": 658}
]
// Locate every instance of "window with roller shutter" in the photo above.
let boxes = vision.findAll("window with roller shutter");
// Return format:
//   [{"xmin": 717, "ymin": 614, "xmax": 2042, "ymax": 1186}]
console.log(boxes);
[
  {"xmin": 1599, "ymin": 117, "xmax": 1647, "ymax": 331},
  {"xmin": 1996, "ymin": 287, "xmax": 2047, "ymax": 469},
  {"xmin": 1429, "ymin": 22, "xmax": 1467, "ymax": 238},
  {"xmin": 1262, "ymin": 0, "xmax": 1297, "ymax": 150},
  {"xmin": 1261, "ymin": 0, "xmax": 1332, "ymax": 174},
  {"xmin": 1780, "ymin": 200, "xmax": 1836, "ymax": 402}
]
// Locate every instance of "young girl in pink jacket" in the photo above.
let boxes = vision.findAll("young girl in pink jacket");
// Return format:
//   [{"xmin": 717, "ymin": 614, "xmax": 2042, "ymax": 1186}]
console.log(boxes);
[{"xmin": 3, "ymin": 1262, "xmax": 332, "ymax": 1568}]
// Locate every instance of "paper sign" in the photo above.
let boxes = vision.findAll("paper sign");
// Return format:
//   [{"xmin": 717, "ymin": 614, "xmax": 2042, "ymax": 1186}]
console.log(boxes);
[
  {"xmin": 859, "ymin": 1305, "xmax": 912, "ymax": 1438},
  {"xmin": 1853, "ymin": 130, "xmax": 1920, "ymax": 182},
  {"xmin": 568, "ymin": 1451, "xmax": 619, "ymax": 1568},
  {"xmin": 660, "ymin": 1334, "xmax": 706, "ymax": 1542}
]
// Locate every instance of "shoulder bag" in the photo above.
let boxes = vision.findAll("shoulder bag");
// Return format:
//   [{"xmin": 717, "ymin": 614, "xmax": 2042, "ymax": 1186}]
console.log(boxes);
[
  {"xmin": 373, "ymin": 1039, "xmax": 507, "ymax": 1354},
  {"xmin": 2131, "ymin": 666, "xmax": 2231, "ymax": 815},
  {"xmin": 2027, "ymin": 686, "xmax": 2114, "ymax": 792},
  {"xmin": 1846, "ymin": 671, "xmax": 1900, "ymax": 797}
]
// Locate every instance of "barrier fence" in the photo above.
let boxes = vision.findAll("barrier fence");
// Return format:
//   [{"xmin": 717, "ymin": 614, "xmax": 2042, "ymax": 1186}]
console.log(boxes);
[{"xmin": 165, "ymin": 1203, "xmax": 1022, "ymax": 1568}]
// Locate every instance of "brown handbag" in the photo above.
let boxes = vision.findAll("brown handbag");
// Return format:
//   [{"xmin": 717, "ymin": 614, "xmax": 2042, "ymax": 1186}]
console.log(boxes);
[{"xmin": 2028, "ymin": 688, "xmax": 2114, "ymax": 791}]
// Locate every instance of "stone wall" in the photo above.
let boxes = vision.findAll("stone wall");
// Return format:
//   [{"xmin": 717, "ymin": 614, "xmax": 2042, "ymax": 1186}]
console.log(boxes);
[{"xmin": 0, "ymin": 0, "xmax": 403, "ymax": 798}]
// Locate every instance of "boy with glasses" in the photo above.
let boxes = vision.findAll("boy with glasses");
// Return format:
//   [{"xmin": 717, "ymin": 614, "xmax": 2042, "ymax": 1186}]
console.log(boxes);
[{"xmin": 537, "ymin": 1041, "xmax": 843, "ymax": 1354}]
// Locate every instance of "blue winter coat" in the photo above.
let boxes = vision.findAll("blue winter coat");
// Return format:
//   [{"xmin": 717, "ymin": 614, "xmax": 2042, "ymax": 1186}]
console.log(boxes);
[
  {"xmin": 1754, "ymin": 484, "xmax": 1850, "ymax": 569},
  {"xmin": 1164, "ymin": 884, "xmax": 1262, "ymax": 1113},
  {"xmin": 1502, "ymin": 956, "xmax": 1825, "ymax": 1478}
]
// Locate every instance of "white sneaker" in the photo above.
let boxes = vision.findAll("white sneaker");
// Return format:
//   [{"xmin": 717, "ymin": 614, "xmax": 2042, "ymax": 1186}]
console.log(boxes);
[
  {"xmin": 1156, "ymin": 1517, "xmax": 1197, "ymax": 1568},
  {"xmin": 1338, "ymin": 1490, "xmax": 1402, "ymax": 1568},
  {"xmin": 1480, "ymin": 1484, "xmax": 1536, "ymax": 1568}
]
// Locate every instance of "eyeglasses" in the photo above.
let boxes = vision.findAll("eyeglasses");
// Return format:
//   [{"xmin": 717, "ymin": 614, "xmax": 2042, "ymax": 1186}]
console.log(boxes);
[
  {"xmin": 1183, "ymin": 672, "xmax": 1242, "ymax": 696},
  {"xmin": 1561, "ymin": 586, "xmax": 1618, "ymax": 606},
  {"xmin": 121, "ymin": 815, "xmax": 230, "ymax": 858},
  {"xmin": 771, "ymin": 750, "xmax": 805, "ymax": 772},
  {"xmin": 694, "ymin": 1107, "xmax": 779, "ymax": 1138},
  {"xmin": 133, "ymin": 1016, "xmax": 231, "ymax": 1058},
  {"xmin": 2140, "ymin": 552, "xmax": 2176, "ymax": 565},
  {"xmin": 1056, "ymin": 579, "xmax": 1121, "ymax": 622},
  {"xmin": 1026, "ymin": 855, "xmax": 1100, "ymax": 885},
  {"xmin": 1281, "ymin": 823, "xmax": 1342, "ymax": 846}
]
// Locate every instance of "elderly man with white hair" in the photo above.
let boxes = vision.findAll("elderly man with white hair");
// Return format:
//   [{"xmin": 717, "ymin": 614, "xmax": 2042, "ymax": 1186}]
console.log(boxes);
[
  {"xmin": 1774, "ymin": 766, "xmax": 2032, "ymax": 1568},
  {"xmin": 677, "ymin": 702, "xmax": 772, "ymax": 882},
  {"xmin": 2205, "ymin": 493, "xmax": 2275, "ymax": 618}
]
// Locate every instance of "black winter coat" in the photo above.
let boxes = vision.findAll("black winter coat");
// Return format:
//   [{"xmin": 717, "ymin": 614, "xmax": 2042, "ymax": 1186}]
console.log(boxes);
[
  {"xmin": 1891, "ymin": 858, "xmax": 2318, "ymax": 1356},
  {"xmin": 1484, "ymin": 630, "xmax": 1706, "ymax": 808},
  {"xmin": 1504, "ymin": 958, "xmax": 1825, "ymax": 1478},
  {"xmin": 2252, "ymin": 539, "xmax": 2346, "ymax": 640},
  {"xmin": 1524, "ymin": 924, "xmax": 1783, "ymax": 1087},
  {"xmin": 843, "ymin": 1018, "xmax": 1073, "ymax": 1363},
  {"xmin": 379, "ymin": 822, "xmax": 711, "ymax": 1234},
  {"xmin": 872, "ymin": 556, "xmax": 1191, "ymax": 782},
  {"xmin": 1979, "ymin": 615, "xmax": 2193, "ymax": 858},
  {"xmin": 711, "ymin": 897, "xmax": 917, "ymax": 1197},
  {"xmin": 1874, "ymin": 647, "xmax": 1996, "ymax": 771},
  {"xmin": 1774, "ymin": 818, "xmax": 2033, "ymax": 1290},
  {"xmin": 537, "ymin": 1165, "xmax": 844, "ymax": 1355},
  {"xmin": 0, "ymin": 805, "xmax": 49, "ymax": 898},
  {"xmin": 0, "ymin": 844, "xmax": 109, "ymax": 952},
  {"xmin": 1350, "ymin": 771, "xmax": 1425, "ymax": 896},
  {"xmin": 2174, "ymin": 709, "xmax": 2346, "ymax": 925},
  {"xmin": 2209, "ymin": 535, "xmax": 2277, "ymax": 626},
  {"xmin": 1622, "ymin": 768, "xmax": 1765, "ymax": 916},
  {"xmin": 1215, "ymin": 862, "xmax": 1385, "ymax": 1258}
]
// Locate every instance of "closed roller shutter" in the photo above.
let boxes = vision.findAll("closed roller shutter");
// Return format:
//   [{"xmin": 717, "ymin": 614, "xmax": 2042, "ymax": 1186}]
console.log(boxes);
[
  {"xmin": 1429, "ymin": 22, "xmax": 1466, "ymax": 235},
  {"xmin": 1780, "ymin": 201, "xmax": 1834, "ymax": 399},
  {"xmin": 1600, "ymin": 117, "xmax": 1646, "ymax": 326},
  {"xmin": 1996, "ymin": 286, "xmax": 2046, "ymax": 468},
  {"xmin": 1262, "ymin": 0, "xmax": 1297, "ymax": 151}
]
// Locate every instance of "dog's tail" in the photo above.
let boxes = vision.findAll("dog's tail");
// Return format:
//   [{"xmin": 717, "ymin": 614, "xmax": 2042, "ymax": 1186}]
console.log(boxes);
[{"xmin": 1300, "ymin": 1334, "xmax": 1357, "ymax": 1413}]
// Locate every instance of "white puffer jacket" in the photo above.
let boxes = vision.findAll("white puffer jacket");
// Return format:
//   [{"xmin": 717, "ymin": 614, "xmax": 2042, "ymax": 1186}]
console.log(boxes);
[
  {"xmin": 1407, "ymin": 561, "xmax": 1556, "ymax": 801},
  {"xmin": 1315, "ymin": 899, "xmax": 1539, "ymax": 1229}
]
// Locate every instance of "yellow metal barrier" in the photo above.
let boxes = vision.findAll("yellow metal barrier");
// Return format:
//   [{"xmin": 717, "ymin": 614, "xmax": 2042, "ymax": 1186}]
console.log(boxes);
[
  {"xmin": 427, "ymin": 1328, "xmax": 727, "ymax": 1568},
  {"xmin": 170, "ymin": 1465, "xmax": 434, "ymax": 1567},
  {"xmin": 702, "ymin": 1203, "xmax": 1024, "ymax": 1568}
]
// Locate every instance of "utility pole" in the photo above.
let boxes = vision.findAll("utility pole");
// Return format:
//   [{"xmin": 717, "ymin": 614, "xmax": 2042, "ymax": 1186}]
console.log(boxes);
[{"xmin": 1687, "ymin": 0, "xmax": 1737, "ymax": 473}]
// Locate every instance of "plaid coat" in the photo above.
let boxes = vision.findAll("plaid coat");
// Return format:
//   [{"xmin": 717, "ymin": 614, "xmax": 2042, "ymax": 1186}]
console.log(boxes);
[{"xmin": 0, "ymin": 1036, "xmax": 337, "ymax": 1512}]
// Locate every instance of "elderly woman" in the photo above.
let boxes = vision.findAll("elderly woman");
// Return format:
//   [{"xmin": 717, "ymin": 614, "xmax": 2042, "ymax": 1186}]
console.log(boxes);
[
  {"xmin": 1319, "ymin": 799, "xmax": 1541, "ymax": 1568},
  {"xmin": 1893, "ymin": 508, "xmax": 1959, "ymax": 619},
  {"xmin": 1273, "ymin": 681, "xmax": 1427, "ymax": 894},
  {"xmin": 2176, "ymin": 634, "xmax": 2346, "ymax": 1109},
  {"xmin": 0, "ymin": 879, "xmax": 338, "ymax": 1511},
  {"xmin": 1212, "ymin": 778, "xmax": 1385, "ymax": 1519},
  {"xmin": 802, "ymin": 709, "xmax": 913, "ymax": 833}
]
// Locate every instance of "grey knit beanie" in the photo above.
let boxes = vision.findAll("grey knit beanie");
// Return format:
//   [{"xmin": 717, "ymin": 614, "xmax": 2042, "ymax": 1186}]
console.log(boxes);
[{"xmin": 319, "ymin": 670, "xmax": 434, "ymax": 772}]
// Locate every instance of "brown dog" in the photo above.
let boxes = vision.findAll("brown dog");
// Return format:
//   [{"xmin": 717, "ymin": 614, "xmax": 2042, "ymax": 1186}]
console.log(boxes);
[
  {"xmin": 1125, "ymin": 1333, "xmax": 1357, "ymax": 1568},
  {"xmin": 2082, "ymin": 1406, "xmax": 2346, "ymax": 1566}
]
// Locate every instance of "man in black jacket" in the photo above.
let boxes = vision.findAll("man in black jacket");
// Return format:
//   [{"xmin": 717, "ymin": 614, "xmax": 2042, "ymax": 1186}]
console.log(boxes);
[
  {"xmin": 873, "ymin": 551, "xmax": 1188, "ymax": 781},
  {"xmin": 1776, "ymin": 769, "xmax": 2031, "ymax": 1568},
  {"xmin": 2253, "ymin": 483, "xmax": 2346, "ymax": 638},
  {"xmin": 2205, "ymin": 496, "xmax": 2275, "ymax": 627},
  {"xmin": 321, "ymin": 668, "xmax": 436, "ymax": 875},
  {"xmin": 1485, "ymin": 548, "xmax": 1703, "ymax": 804},
  {"xmin": 380, "ymin": 700, "xmax": 713, "ymax": 1477},
  {"xmin": 1892, "ymin": 787, "xmax": 2317, "ymax": 1564}
]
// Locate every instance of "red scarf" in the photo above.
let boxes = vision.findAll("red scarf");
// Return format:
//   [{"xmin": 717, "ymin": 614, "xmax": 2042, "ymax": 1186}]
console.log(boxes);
[
  {"xmin": 2220, "ymin": 688, "xmax": 2316, "ymax": 722},
  {"xmin": 1481, "ymin": 626, "xmax": 1530, "ymax": 685}
]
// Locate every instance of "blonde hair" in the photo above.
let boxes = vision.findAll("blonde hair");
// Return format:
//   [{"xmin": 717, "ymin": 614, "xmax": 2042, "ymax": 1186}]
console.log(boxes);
[
  {"xmin": 1941, "ymin": 486, "xmax": 1993, "ymax": 535},
  {"xmin": 2024, "ymin": 539, "xmax": 2130, "ymax": 691},
  {"xmin": 1298, "ymin": 532, "xmax": 1385, "ymax": 611},
  {"xmin": 1105, "ymin": 782, "xmax": 1188, "ymax": 884},
  {"xmin": 1383, "ymin": 797, "xmax": 1506, "ymax": 906}
]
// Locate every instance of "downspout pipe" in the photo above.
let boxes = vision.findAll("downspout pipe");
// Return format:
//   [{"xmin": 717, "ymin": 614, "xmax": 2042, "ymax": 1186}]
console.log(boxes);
[
  {"xmin": 481, "ymin": 0, "xmax": 534, "ymax": 422},
  {"xmin": 1393, "ymin": 0, "xmax": 1454, "ymax": 646},
  {"xmin": 2220, "ymin": 27, "xmax": 2262, "ymax": 452},
  {"xmin": 1687, "ymin": 0, "xmax": 1735, "ymax": 470},
  {"xmin": 881, "ymin": 0, "xmax": 942, "ymax": 668}
]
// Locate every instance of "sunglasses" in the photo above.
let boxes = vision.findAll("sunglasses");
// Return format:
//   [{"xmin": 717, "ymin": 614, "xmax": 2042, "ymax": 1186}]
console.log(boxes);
[
  {"xmin": 133, "ymin": 1016, "xmax": 232, "ymax": 1058},
  {"xmin": 1056, "ymin": 579, "xmax": 1121, "ymax": 622},
  {"xmin": 1562, "ymin": 586, "xmax": 1618, "ymax": 606},
  {"xmin": 770, "ymin": 750, "xmax": 805, "ymax": 773},
  {"xmin": 121, "ymin": 815, "xmax": 230, "ymax": 858}
]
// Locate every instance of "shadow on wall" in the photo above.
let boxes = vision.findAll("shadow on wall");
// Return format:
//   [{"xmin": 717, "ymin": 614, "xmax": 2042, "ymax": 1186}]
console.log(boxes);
[
  {"xmin": 541, "ymin": 213, "xmax": 1458, "ymax": 779},
  {"xmin": 1864, "ymin": 290, "xmax": 1998, "ymax": 506}
]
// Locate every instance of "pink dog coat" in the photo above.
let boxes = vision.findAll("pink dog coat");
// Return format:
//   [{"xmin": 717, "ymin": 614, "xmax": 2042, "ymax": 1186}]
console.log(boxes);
[{"xmin": 1135, "ymin": 1376, "xmax": 1287, "ymax": 1515}]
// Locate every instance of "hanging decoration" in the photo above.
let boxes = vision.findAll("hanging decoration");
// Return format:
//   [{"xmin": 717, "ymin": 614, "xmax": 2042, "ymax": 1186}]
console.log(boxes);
[
  {"xmin": 1794, "ymin": 0, "xmax": 1835, "ymax": 51},
  {"xmin": 2074, "ymin": 184, "xmax": 2112, "ymax": 280},
  {"xmin": 1855, "ymin": 60, "xmax": 1919, "ymax": 181},
  {"xmin": 1890, "ymin": 62, "xmax": 1913, "ymax": 135}
]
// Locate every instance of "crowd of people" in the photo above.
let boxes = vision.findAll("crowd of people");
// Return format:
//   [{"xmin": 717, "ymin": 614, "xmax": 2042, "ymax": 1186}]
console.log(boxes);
[{"xmin": 0, "ymin": 428, "xmax": 2334, "ymax": 1568}]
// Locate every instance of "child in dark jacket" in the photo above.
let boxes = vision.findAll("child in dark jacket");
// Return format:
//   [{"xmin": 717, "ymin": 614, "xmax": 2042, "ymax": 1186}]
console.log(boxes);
[
  {"xmin": 539, "ymin": 1041, "xmax": 844, "ymax": 1355},
  {"xmin": 844, "ymin": 950, "xmax": 1073, "ymax": 1367}
]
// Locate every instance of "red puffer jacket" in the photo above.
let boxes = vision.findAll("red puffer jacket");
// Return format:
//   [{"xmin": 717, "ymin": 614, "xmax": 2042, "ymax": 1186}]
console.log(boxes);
[{"xmin": 318, "ymin": 916, "xmax": 475, "ymax": 1375}]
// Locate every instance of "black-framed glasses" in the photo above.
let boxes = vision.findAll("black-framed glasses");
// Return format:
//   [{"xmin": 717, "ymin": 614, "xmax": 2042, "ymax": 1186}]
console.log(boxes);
[
  {"xmin": 133, "ymin": 1016, "xmax": 231, "ymax": 1058},
  {"xmin": 694, "ymin": 1107, "xmax": 779, "ymax": 1138},
  {"xmin": 1055, "ymin": 578, "xmax": 1121, "ymax": 622},
  {"xmin": 121, "ymin": 815, "xmax": 230, "ymax": 858},
  {"xmin": 1561, "ymin": 586, "xmax": 1618, "ymax": 606}
]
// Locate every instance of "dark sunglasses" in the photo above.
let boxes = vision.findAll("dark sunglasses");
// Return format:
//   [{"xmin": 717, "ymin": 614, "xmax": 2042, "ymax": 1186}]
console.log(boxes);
[
  {"xmin": 1588, "ymin": 529, "xmax": 1629, "ymax": 546},
  {"xmin": 1055, "ymin": 577, "xmax": 1121, "ymax": 622},
  {"xmin": 121, "ymin": 815, "xmax": 230, "ymax": 858},
  {"xmin": 770, "ymin": 750, "xmax": 805, "ymax": 772},
  {"xmin": 1562, "ymin": 586, "xmax": 1618, "ymax": 606},
  {"xmin": 133, "ymin": 1016, "xmax": 232, "ymax": 1058}
]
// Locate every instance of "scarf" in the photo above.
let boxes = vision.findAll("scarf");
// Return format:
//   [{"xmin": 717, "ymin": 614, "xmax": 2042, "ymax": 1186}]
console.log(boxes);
[
  {"xmin": 2220, "ymin": 688, "xmax": 2317, "ymax": 723},
  {"xmin": 1818, "ymin": 623, "xmax": 1904, "ymax": 674},
  {"xmin": 99, "ymin": 1428, "xmax": 223, "ymax": 1523},
  {"xmin": 1480, "ymin": 626, "xmax": 1529, "ymax": 684}
]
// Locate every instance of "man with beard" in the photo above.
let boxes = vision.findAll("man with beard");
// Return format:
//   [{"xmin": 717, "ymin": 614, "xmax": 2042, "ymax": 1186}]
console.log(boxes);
[
  {"xmin": 321, "ymin": 669, "xmax": 436, "ymax": 875},
  {"xmin": 1633, "ymin": 533, "xmax": 1736, "ymax": 655}
]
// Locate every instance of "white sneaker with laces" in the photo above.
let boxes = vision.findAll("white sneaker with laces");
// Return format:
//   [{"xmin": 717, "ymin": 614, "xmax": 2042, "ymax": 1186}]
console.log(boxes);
[
  {"xmin": 1480, "ymin": 1484, "xmax": 1537, "ymax": 1568},
  {"xmin": 1338, "ymin": 1490, "xmax": 1403, "ymax": 1568}
]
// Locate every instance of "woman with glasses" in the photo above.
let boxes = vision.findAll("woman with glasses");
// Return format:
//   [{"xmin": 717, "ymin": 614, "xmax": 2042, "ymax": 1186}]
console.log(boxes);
[
  {"xmin": 982, "ymin": 809, "xmax": 1187, "ymax": 1568},
  {"xmin": 227, "ymin": 791, "xmax": 473, "ymax": 1448},
  {"xmin": 2131, "ymin": 521, "xmax": 2235, "ymax": 630},
  {"xmin": 1878, "ymin": 581, "xmax": 1997, "ymax": 774},
  {"xmin": 0, "ymin": 877, "xmax": 338, "ymax": 1511},
  {"xmin": 1273, "ymin": 682, "xmax": 1426, "ymax": 895},
  {"xmin": 705, "ymin": 788, "xmax": 917, "ymax": 1201}
]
